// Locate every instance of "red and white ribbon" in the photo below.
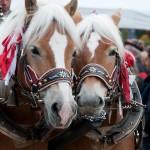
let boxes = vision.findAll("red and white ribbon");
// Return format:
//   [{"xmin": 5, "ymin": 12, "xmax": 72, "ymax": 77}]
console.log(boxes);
[
  {"xmin": 0, "ymin": 29, "xmax": 23, "ymax": 85},
  {"xmin": 119, "ymin": 51, "xmax": 135, "ymax": 103}
]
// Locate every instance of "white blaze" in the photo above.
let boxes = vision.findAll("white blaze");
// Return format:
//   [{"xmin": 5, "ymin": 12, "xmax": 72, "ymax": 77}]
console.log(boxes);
[
  {"xmin": 49, "ymin": 30, "xmax": 70, "ymax": 100},
  {"xmin": 87, "ymin": 32, "xmax": 100, "ymax": 59},
  {"xmin": 49, "ymin": 30, "xmax": 67, "ymax": 68},
  {"xmin": 49, "ymin": 30, "xmax": 74, "ymax": 126}
]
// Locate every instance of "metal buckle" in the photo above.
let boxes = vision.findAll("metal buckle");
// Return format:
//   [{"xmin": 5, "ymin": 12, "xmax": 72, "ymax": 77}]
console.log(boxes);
[
  {"xmin": 130, "ymin": 100, "xmax": 146, "ymax": 108},
  {"xmin": 30, "ymin": 92, "xmax": 39, "ymax": 108},
  {"xmin": 30, "ymin": 83, "xmax": 40, "ymax": 108},
  {"xmin": 80, "ymin": 110, "xmax": 106, "ymax": 122}
]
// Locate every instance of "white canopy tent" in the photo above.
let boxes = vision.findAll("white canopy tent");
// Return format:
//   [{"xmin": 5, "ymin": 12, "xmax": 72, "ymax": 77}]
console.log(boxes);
[{"xmin": 11, "ymin": 0, "xmax": 150, "ymax": 30}]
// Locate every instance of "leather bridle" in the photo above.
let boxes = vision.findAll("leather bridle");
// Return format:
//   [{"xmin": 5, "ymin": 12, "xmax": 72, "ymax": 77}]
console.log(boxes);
[
  {"xmin": 16, "ymin": 54, "xmax": 72, "ymax": 108},
  {"xmin": 73, "ymin": 51, "xmax": 121, "ymax": 121},
  {"xmin": 74, "ymin": 52, "xmax": 121, "ymax": 95},
  {"xmin": 13, "ymin": 17, "xmax": 73, "ymax": 109}
]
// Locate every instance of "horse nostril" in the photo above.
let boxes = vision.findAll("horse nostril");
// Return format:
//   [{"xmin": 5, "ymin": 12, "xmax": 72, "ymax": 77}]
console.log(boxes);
[
  {"xmin": 76, "ymin": 96, "xmax": 83, "ymax": 107},
  {"xmin": 51, "ymin": 102, "xmax": 59, "ymax": 113},
  {"xmin": 99, "ymin": 97, "xmax": 104, "ymax": 106}
]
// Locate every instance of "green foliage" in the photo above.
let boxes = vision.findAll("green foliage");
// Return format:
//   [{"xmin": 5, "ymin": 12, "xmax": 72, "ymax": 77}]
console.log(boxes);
[
  {"xmin": 120, "ymin": 29, "xmax": 128, "ymax": 40},
  {"xmin": 120, "ymin": 29, "xmax": 150, "ymax": 46},
  {"xmin": 144, "ymin": 40, "xmax": 150, "ymax": 46}
]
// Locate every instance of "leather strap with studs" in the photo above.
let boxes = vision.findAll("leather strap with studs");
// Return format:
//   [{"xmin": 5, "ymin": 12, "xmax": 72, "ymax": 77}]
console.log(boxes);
[
  {"xmin": 23, "ymin": 59, "xmax": 72, "ymax": 92},
  {"xmin": 75, "ymin": 63, "xmax": 119, "ymax": 93}
]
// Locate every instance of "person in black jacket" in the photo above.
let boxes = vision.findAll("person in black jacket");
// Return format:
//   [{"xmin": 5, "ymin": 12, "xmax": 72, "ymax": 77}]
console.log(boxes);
[
  {"xmin": 142, "ymin": 47, "xmax": 150, "ymax": 150},
  {"xmin": 124, "ymin": 39, "xmax": 148, "ymax": 94}
]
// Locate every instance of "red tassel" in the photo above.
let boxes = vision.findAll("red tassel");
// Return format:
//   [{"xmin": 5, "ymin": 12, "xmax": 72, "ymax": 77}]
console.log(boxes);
[
  {"xmin": 0, "ymin": 32, "xmax": 22, "ymax": 79},
  {"xmin": 119, "ymin": 51, "xmax": 135, "ymax": 103},
  {"xmin": 119, "ymin": 64, "xmax": 130, "ymax": 103}
]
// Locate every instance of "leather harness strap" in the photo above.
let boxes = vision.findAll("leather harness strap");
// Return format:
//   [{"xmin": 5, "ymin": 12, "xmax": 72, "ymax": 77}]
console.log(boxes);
[
  {"xmin": 48, "ymin": 120, "xmax": 103, "ymax": 150},
  {"xmin": 23, "ymin": 56, "xmax": 72, "ymax": 92},
  {"xmin": 0, "ymin": 103, "xmax": 54, "ymax": 142}
]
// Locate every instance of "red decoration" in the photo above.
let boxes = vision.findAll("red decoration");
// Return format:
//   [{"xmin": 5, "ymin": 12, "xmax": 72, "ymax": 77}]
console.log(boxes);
[
  {"xmin": 119, "ymin": 51, "xmax": 135, "ymax": 103},
  {"xmin": 0, "ymin": 31, "xmax": 22, "ymax": 80},
  {"xmin": 139, "ymin": 72, "xmax": 148, "ymax": 80}
]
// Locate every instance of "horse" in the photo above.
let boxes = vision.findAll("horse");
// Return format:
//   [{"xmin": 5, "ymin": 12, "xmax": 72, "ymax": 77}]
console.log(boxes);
[
  {"xmin": 0, "ymin": 0, "xmax": 81, "ymax": 149},
  {"xmin": 60, "ymin": 9, "xmax": 143, "ymax": 150}
]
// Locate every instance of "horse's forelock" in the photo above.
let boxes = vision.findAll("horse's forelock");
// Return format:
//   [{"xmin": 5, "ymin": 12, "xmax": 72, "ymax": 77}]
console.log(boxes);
[
  {"xmin": 77, "ymin": 14, "xmax": 124, "ymax": 59},
  {"xmin": 23, "ymin": 4, "xmax": 81, "ymax": 50},
  {"xmin": 37, "ymin": 0, "xmax": 49, "ymax": 6},
  {"xmin": 0, "ymin": 3, "xmax": 81, "ymax": 54}
]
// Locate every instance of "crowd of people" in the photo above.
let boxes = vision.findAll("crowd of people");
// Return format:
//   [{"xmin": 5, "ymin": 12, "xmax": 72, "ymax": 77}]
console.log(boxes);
[
  {"xmin": 0, "ymin": 1, "xmax": 150, "ymax": 149},
  {"xmin": 124, "ymin": 39, "xmax": 150, "ymax": 150}
]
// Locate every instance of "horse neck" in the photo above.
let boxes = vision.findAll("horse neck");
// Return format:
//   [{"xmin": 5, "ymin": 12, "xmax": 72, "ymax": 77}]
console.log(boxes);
[
  {"xmin": 1, "ymin": 59, "xmax": 42, "ymax": 125},
  {"xmin": 2, "ymin": 104, "xmax": 41, "ymax": 128}
]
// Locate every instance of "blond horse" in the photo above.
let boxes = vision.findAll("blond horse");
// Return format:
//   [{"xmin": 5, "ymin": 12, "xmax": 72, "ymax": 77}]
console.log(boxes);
[
  {"xmin": 0, "ymin": 0, "xmax": 80, "ymax": 149},
  {"xmin": 64, "ymin": 9, "xmax": 135, "ymax": 150}
]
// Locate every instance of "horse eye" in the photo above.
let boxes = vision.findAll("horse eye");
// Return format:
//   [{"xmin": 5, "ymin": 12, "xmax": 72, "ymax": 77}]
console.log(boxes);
[
  {"xmin": 30, "ymin": 46, "xmax": 40, "ymax": 55},
  {"xmin": 109, "ymin": 50, "xmax": 116, "ymax": 56}
]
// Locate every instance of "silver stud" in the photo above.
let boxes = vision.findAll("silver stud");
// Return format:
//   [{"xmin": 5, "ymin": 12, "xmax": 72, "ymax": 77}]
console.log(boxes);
[
  {"xmin": 29, "ymin": 79, "xmax": 32, "ymax": 83},
  {"xmin": 130, "ymin": 122, "xmax": 133, "ymax": 125},
  {"xmin": 38, "ymin": 82, "xmax": 42, "ymax": 86},
  {"xmin": 44, "ymin": 79, "xmax": 47, "ymax": 83}
]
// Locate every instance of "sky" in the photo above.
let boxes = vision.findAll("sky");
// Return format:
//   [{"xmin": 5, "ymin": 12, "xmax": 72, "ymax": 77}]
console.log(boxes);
[
  {"xmin": 11, "ymin": 0, "xmax": 70, "ymax": 10},
  {"xmin": 11, "ymin": 0, "xmax": 150, "ymax": 11},
  {"xmin": 8, "ymin": 0, "xmax": 150, "ymax": 30}
]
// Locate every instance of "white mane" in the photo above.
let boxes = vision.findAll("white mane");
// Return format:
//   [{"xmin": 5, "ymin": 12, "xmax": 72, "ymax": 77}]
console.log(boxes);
[
  {"xmin": 0, "ymin": 1, "xmax": 81, "ymax": 54},
  {"xmin": 77, "ymin": 13, "xmax": 125, "ymax": 58}
]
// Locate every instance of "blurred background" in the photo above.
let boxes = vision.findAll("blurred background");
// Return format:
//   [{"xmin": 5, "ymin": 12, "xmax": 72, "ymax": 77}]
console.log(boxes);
[{"xmin": 10, "ymin": 0, "xmax": 150, "ymax": 46}]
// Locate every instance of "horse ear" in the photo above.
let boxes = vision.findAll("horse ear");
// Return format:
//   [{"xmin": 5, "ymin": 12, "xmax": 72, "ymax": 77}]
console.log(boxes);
[
  {"xmin": 65, "ymin": 0, "xmax": 78, "ymax": 16},
  {"xmin": 72, "ymin": 10, "xmax": 83, "ymax": 24},
  {"xmin": 112, "ymin": 8, "xmax": 122, "ymax": 25},
  {"xmin": 25, "ymin": 0, "xmax": 38, "ymax": 14}
]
